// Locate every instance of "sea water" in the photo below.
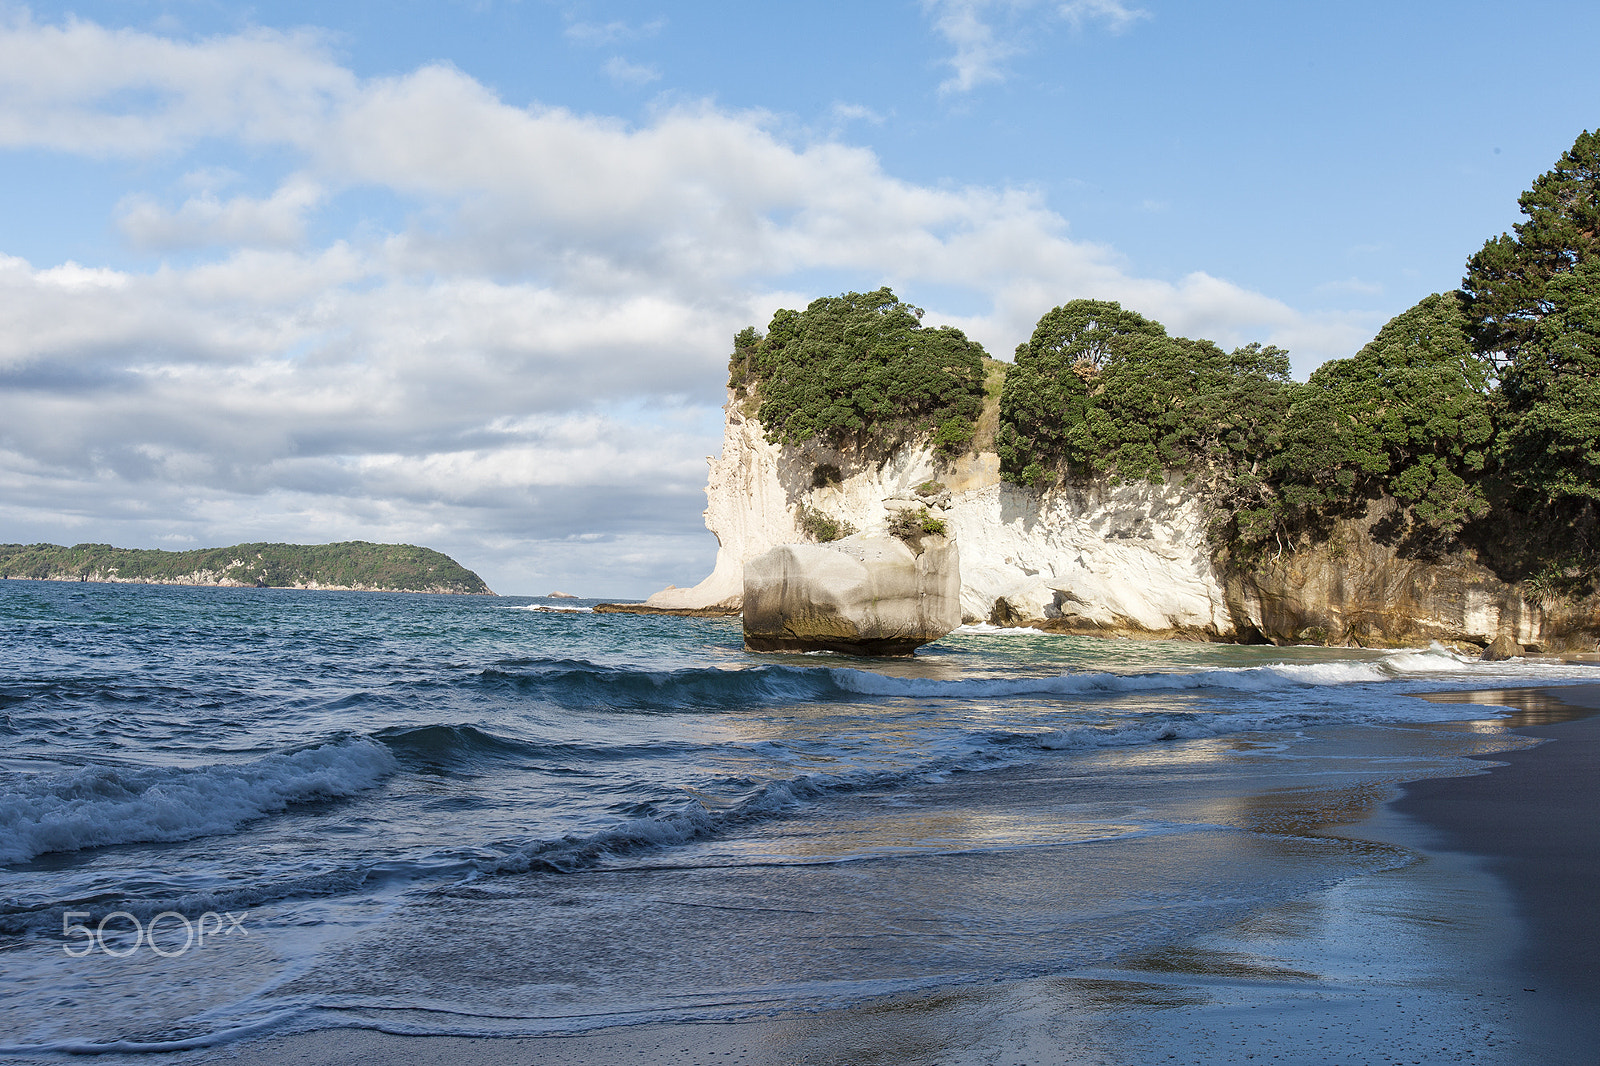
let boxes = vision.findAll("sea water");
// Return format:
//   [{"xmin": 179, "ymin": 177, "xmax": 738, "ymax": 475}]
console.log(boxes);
[{"xmin": 0, "ymin": 579, "xmax": 1593, "ymax": 1054}]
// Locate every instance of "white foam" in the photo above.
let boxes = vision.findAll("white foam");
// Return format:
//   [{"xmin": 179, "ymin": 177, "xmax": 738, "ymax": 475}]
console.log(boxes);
[
  {"xmin": 952, "ymin": 623, "xmax": 1056, "ymax": 636},
  {"xmin": 826, "ymin": 660, "xmax": 1389, "ymax": 700},
  {"xmin": 0, "ymin": 739, "xmax": 397, "ymax": 865},
  {"xmin": 501, "ymin": 604, "xmax": 594, "ymax": 613},
  {"xmin": 1379, "ymin": 641, "xmax": 1477, "ymax": 674}
]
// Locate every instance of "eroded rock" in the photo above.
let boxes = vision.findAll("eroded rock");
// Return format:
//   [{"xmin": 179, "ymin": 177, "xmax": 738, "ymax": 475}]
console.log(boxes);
[
  {"xmin": 1481, "ymin": 633, "xmax": 1523, "ymax": 661},
  {"xmin": 742, "ymin": 533, "xmax": 961, "ymax": 655}
]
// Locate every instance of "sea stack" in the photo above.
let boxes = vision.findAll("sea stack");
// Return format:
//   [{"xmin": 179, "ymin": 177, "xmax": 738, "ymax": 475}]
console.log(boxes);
[{"xmin": 742, "ymin": 532, "xmax": 961, "ymax": 656}]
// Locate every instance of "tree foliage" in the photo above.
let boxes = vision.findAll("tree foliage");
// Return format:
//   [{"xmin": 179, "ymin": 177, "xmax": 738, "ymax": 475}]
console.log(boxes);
[
  {"xmin": 1272, "ymin": 292, "xmax": 1493, "ymax": 538},
  {"xmin": 995, "ymin": 300, "xmax": 1167, "ymax": 483},
  {"xmin": 1463, "ymin": 129, "xmax": 1600, "ymax": 366},
  {"xmin": 996, "ymin": 299, "xmax": 1291, "ymax": 492},
  {"xmin": 1495, "ymin": 260, "xmax": 1600, "ymax": 505},
  {"xmin": 728, "ymin": 288, "xmax": 987, "ymax": 456}
]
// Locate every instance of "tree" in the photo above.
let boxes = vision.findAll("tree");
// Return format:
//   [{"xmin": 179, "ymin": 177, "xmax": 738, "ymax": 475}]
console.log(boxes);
[
  {"xmin": 1496, "ymin": 260, "xmax": 1600, "ymax": 507},
  {"xmin": 1462, "ymin": 129, "xmax": 1600, "ymax": 367},
  {"xmin": 732, "ymin": 288, "xmax": 987, "ymax": 456},
  {"xmin": 1273, "ymin": 292, "xmax": 1493, "ymax": 537},
  {"xmin": 996, "ymin": 299, "xmax": 1167, "ymax": 483}
]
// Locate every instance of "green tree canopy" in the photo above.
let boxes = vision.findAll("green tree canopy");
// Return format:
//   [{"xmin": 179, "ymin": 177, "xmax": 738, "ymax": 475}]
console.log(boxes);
[
  {"xmin": 729, "ymin": 288, "xmax": 987, "ymax": 456},
  {"xmin": 996, "ymin": 299, "xmax": 1168, "ymax": 483},
  {"xmin": 1065, "ymin": 335, "xmax": 1292, "ymax": 483},
  {"xmin": 1495, "ymin": 260, "xmax": 1600, "ymax": 507},
  {"xmin": 1273, "ymin": 292, "xmax": 1493, "ymax": 537},
  {"xmin": 1463, "ymin": 129, "xmax": 1600, "ymax": 366}
]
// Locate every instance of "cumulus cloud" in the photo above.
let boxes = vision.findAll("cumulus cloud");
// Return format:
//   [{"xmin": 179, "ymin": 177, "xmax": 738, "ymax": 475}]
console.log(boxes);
[
  {"xmin": 0, "ymin": 13, "xmax": 1356, "ymax": 595},
  {"xmin": 923, "ymin": 0, "xmax": 1150, "ymax": 93},
  {"xmin": 0, "ymin": 13, "xmax": 352, "ymax": 154}
]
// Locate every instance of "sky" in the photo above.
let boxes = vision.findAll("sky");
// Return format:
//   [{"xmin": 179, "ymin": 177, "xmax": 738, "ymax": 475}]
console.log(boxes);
[{"xmin": 2, "ymin": 1, "xmax": 1597, "ymax": 597}]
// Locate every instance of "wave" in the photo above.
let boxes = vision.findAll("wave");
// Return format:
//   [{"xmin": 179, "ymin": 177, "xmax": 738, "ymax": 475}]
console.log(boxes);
[
  {"xmin": 373, "ymin": 722, "xmax": 692, "ymax": 769},
  {"xmin": 0, "ymin": 738, "xmax": 396, "ymax": 866},
  {"xmin": 952, "ymin": 623, "xmax": 1056, "ymax": 636},
  {"xmin": 470, "ymin": 643, "xmax": 1516, "ymax": 713},
  {"xmin": 478, "ymin": 659, "xmax": 841, "ymax": 709}
]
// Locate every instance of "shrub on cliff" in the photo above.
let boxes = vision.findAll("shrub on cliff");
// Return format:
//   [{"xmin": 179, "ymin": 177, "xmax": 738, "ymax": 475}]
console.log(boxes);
[{"xmin": 728, "ymin": 288, "xmax": 987, "ymax": 457}]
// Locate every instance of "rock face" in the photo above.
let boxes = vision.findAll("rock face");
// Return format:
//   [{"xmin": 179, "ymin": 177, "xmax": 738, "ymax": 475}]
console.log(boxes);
[
  {"xmin": 653, "ymin": 388, "xmax": 1600, "ymax": 650},
  {"xmin": 647, "ymin": 389, "xmax": 1228, "ymax": 636},
  {"xmin": 742, "ymin": 533, "xmax": 961, "ymax": 655},
  {"xmin": 1223, "ymin": 498, "xmax": 1576, "ymax": 648}
]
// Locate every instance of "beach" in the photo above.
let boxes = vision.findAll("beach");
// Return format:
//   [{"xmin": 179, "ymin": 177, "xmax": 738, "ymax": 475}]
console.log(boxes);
[{"xmin": 191, "ymin": 686, "xmax": 1600, "ymax": 1066}]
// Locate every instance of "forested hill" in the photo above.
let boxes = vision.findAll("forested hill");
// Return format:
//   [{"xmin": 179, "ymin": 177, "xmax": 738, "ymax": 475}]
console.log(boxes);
[{"xmin": 0, "ymin": 541, "xmax": 493, "ymax": 595}]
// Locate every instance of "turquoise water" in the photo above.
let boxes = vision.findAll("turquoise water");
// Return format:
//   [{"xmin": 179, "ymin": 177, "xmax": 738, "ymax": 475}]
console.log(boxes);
[{"xmin": 0, "ymin": 579, "xmax": 1592, "ymax": 1053}]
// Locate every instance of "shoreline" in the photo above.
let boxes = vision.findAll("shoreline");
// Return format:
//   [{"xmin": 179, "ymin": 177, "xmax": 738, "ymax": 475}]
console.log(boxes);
[{"xmin": 117, "ymin": 683, "xmax": 1600, "ymax": 1065}]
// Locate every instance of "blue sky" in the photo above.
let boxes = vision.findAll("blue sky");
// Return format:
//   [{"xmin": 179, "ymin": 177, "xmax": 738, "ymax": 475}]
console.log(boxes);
[{"xmin": 1, "ymin": 1, "xmax": 1597, "ymax": 596}]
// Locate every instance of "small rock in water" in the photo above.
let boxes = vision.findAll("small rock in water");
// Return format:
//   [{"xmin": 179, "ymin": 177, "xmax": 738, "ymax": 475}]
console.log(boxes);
[{"xmin": 546, "ymin": 590, "xmax": 579, "ymax": 599}]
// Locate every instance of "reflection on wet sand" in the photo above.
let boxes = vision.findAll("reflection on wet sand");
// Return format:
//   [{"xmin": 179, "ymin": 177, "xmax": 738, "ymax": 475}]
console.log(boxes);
[{"xmin": 1416, "ymin": 685, "xmax": 1600, "ymax": 727}]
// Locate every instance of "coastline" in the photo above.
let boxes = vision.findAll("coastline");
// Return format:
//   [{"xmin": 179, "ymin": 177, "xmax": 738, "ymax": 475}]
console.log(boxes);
[{"xmin": 157, "ymin": 681, "xmax": 1600, "ymax": 1066}]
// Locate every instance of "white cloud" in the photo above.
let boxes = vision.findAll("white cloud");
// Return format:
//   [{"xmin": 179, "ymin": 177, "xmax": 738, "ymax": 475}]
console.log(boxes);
[
  {"xmin": 118, "ymin": 174, "xmax": 326, "ymax": 249},
  {"xmin": 565, "ymin": 18, "xmax": 665, "ymax": 46},
  {"xmin": 922, "ymin": 0, "xmax": 1150, "ymax": 93},
  {"xmin": 1056, "ymin": 0, "xmax": 1149, "ymax": 33},
  {"xmin": 830, "ymin": 102, "xmax": 885, "ymax": 126},
  {"xmin": 0, "ymin": 13, "xmax": 1362, "ymax": 594},
  {"xmin": 602, "ymin": 56, "xmax": 661, "ymax": 87},
  {"xmin": 0, "ymin": 13, "xmax": 353, "ymax": 154}
]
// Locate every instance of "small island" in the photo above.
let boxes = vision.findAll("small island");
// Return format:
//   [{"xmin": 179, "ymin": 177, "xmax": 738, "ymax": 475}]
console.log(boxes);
[{"xmin": 0, "ymin": 541, "xmax": 492, "ymax": 595}]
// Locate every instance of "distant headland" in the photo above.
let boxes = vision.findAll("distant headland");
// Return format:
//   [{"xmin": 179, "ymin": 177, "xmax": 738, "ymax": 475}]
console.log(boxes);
[{"xmin": 0, "ymin": 541, "xmax": 493, "ymax": 595}]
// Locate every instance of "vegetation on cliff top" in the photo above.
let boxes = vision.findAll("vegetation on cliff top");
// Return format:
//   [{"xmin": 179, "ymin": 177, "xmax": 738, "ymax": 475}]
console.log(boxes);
[
  {"xmin": 0, "ymin": 541, "xmax": 491, "ymax": 594},
  {"xmin": 728, "ymin": 288, "xmax": 987, "ymax": 457}
]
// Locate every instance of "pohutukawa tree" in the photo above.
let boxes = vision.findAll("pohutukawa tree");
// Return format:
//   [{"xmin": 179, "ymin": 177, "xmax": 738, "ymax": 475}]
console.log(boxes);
[
  {"xmin": 727, "ymin": 288, "xmax": 987, "ymax": 458},
  {"xmin": 1462, "ymin": 129, "xmax": 1600, "ymax": 368}
]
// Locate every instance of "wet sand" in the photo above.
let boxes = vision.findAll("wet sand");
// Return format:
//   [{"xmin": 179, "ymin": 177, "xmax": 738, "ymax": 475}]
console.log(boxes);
[
  {"xmin": 1396, "ymin": 684, "xmax": 1600, "ymax": 1035},
  {"xmin": 180, "ymin": 684, "xmax": 1600, "ymax": 1066}
]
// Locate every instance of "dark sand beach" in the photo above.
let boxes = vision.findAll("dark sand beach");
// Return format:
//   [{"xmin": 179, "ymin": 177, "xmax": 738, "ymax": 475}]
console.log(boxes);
[{"xmin": 182, "ymin": 684, "xmax": 1600, "ymax": 1066}]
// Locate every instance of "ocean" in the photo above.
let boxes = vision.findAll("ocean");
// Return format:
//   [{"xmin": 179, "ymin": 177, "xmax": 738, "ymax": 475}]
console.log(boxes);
[{"xmin": 0, "ymin": 578, "xmax": 1594, "ymax": 1056}]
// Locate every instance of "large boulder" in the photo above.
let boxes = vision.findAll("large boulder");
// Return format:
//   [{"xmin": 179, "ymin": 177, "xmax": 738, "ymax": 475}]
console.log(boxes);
[{"xmin": 742, "ymin": 533, "xmax": 961, "ymax": 655}]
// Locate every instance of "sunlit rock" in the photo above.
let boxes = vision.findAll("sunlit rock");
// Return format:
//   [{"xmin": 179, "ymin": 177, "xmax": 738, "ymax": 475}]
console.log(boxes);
[{"xmin": 742, "ymin": 533, "xmax": 960, "ymax": 656}]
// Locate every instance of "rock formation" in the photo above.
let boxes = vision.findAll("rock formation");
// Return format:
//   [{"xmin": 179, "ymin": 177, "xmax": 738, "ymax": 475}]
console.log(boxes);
[
  {"xmin": 650, "ymin": 388, "xmax": 1600, "ymax": 651},
  {"xmin": 742, "ymin": 533, "xmax": 961, "ymax": 655}
]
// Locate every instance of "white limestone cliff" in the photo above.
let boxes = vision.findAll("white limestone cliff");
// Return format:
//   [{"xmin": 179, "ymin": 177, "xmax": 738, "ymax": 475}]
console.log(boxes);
[{"xmin": 647, "ymin": 391, "xmax": 1233, "ymax": 635}]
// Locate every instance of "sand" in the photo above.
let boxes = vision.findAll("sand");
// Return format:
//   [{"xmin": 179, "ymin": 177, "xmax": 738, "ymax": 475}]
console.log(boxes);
[{"xmin": 167, "ymin": 685, "xmax": 1600, "ymax": 1065}]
